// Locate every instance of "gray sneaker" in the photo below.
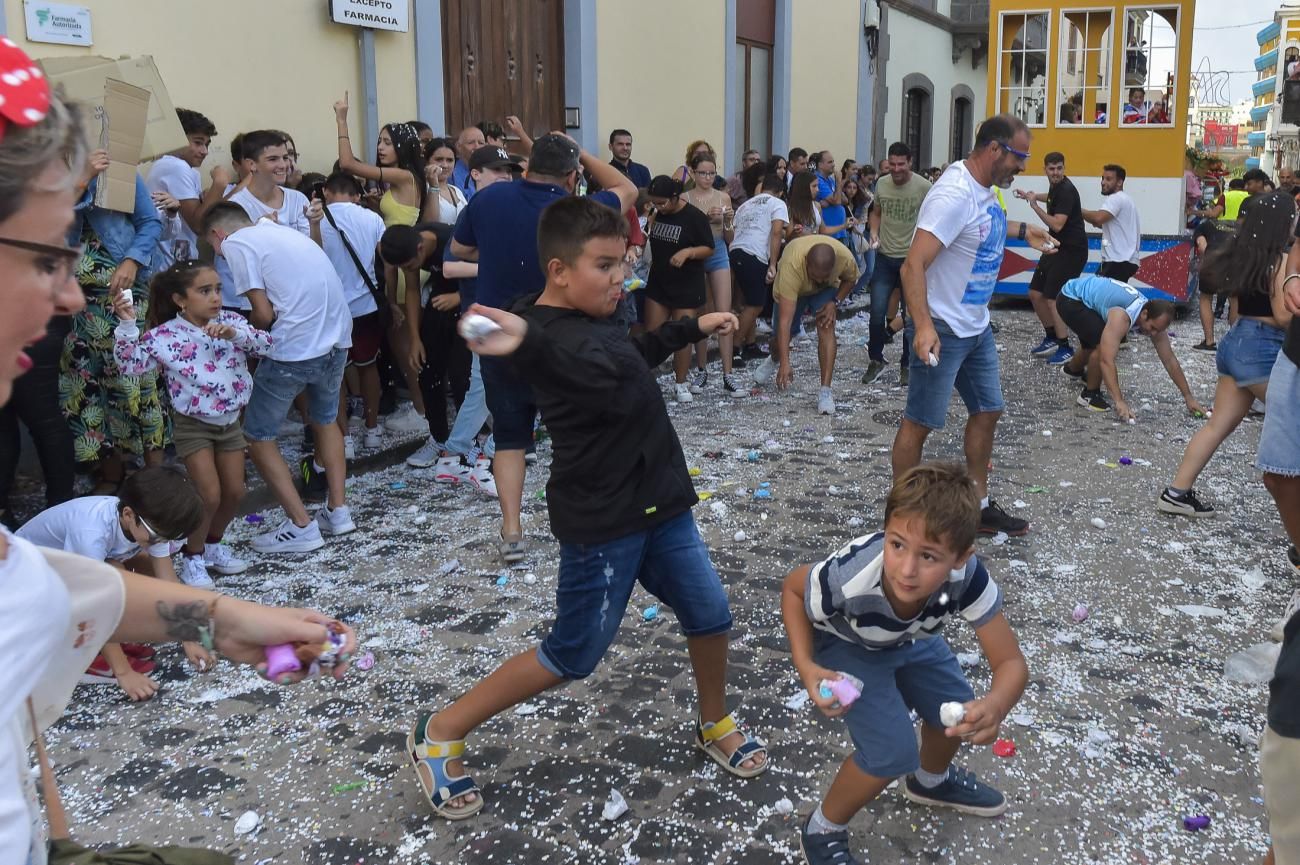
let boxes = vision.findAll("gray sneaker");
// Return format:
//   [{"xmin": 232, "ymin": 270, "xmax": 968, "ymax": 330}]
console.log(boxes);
[
  {"xmin": 860, "ymin": 359, "xmax": 886, "ymax": 385},
  {"xmin": 499, "ymin": 531, "xmax": 527, "ymax": 563},
  {"xmin": 798, "ymin": 815, "xmax": 862, "ymax": 865},
  {"xmin": 753, "ymin": 356, "xmax": 776, "ymax": 387},
  {"xmin": 817, "ymin": 387, "xmax": 836, "ymax": 415}
]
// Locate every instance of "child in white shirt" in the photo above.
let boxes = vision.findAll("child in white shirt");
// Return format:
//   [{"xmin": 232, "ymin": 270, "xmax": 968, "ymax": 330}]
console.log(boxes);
[
  {"xmin": 114, "ymin": 261, "xmax": 272, "ymax": 585},
  {"xmin": 16, "ymin": 467, "xmax": 207, "ymax": 700}
]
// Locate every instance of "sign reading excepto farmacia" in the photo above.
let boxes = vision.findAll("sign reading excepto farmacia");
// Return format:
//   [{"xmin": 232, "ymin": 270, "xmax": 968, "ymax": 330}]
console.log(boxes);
[{"xmin": 329, "ymin": 0, "xmax": 409, "ymax": 33}]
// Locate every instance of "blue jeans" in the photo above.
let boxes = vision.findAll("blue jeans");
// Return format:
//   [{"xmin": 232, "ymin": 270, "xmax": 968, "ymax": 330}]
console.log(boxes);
[
  {"xmin": 538, "ymin": 510, "xmax": 733, "ymax": 680},
  {"xmin": 1259, "ymin": 351, "xmax": 1300, "ymax": 477},
  {"xmin": 869, "ymin": 254, "xmax": 909, "ymax": 365},
  {"xmin": 903, "ymin": 319, "xmax": 1003, "ymax": 430},
  {"xmin": 852, "ymin": 246, "xmax": 876, "ymax": 297},
  {"xmin": 243, "ymin": 348, "xmax": 347, "ymax": 441},
  {"xmin": 444, "ymin": 354, "xmax": 495, "ymax": 458},
  {"xmin": 814, "ymin": 631, "xmax": 973, "ymax": 778}
]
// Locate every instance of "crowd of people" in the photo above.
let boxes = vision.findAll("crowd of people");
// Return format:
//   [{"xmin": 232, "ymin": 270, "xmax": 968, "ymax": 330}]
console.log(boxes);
[{"xmin": 0, "ymin": 31, "xmax": 1296, "ymax": 864}]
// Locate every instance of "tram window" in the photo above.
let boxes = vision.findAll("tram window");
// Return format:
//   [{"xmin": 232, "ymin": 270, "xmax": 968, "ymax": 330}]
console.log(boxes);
[
  {"xmin": 1058, "ymin": 10, "xmax": 1113, "ymax": 127},
  {"xmin": 1122, "ymin": 7, "xmax": 1178, "ymax": 127},
  {"xmin": 999, "ymin": 11, "xmax": 1050, "ymax": 126}
]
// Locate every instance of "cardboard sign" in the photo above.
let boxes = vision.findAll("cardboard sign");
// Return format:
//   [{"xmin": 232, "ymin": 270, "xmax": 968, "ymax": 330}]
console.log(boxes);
[
  {"xmin": 38, "ymin": 55, "xmax": 186, "ymax": 163},
  {"xmin": 91, "ymin": 79, "xmax": 149, "ymax": 213}
]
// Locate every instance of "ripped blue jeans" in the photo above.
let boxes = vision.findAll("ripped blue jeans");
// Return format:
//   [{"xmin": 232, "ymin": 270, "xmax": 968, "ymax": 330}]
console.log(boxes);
[{"xmin": 537, "ymin": 510, "xmax": 733, "ymax": 679}]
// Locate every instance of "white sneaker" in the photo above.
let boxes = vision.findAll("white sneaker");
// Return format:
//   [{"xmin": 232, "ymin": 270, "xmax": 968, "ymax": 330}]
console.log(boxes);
[
  {"xmin": 674, "ymin": 383, "xmax": 693, "ymax": 403},
  {"xmin": 434, "ymin": 452, "xmax": 471, "ymax": 484},
  {"xmin": 179, "ymin": 554, "xmax": 215, "ymax": 588},
  {"xmin": 407, "ymin": 436, "xmax": 442, "ymax": 468},
  {"xmin": 755, "ymin": 319, "xmax": 772, "ymax": 336},
  {"xmin": 753, "ymin": 356, "xmax": 776, "ymax": 387},
  {"xmin": 251, "ymin": 518, "xmax": 324, "ymax": 554},
  {"xmin": 469, "ymin": 458, "xmax": 498, "ymax": 497},
  {"xmin": 384, "ymin": 403, "xmax": 427, "ymax": 434},
  {"xmin": 363, "ymin": 426, "xmax": 383, "ymax": 449},
  {"xmin": 344, "ymin": 436, "xmax": 357, "ymax": 461},
  {"xmin": 1273, "ymin": 588, "xmax": 1300, "ymax": 642},
  {"xmin": 818, "ymin": 387, "xmax": 836, "ymax": 415},
  {"xmin": 203, "ymin": 542, "xmax": 247, "ymax": 575},
  {"xmin": 316, "ymin": 504, "xmax": 356, "ymax": 536}
]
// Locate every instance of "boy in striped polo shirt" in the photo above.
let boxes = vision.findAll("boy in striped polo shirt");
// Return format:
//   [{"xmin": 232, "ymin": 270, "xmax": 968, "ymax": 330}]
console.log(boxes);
[{"xmin": 781, "ymin": 463, "xmax": 1029, "ymax": 864}]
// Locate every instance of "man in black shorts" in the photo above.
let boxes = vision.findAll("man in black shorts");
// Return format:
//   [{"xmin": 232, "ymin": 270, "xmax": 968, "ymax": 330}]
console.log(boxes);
[{"xmin": 1015, "ymin": 151, "xmax": 1088, "ymax": 366}]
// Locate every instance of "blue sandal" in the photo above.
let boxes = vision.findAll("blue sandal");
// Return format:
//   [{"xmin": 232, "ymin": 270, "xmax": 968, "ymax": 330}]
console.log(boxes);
[
  {"xmin": 695, "ymin": 712, "xmax": 769, "ymax": 778},
  {"xmin": 407, "ymin": 712, "xmax": 483, "ymax": 820}
]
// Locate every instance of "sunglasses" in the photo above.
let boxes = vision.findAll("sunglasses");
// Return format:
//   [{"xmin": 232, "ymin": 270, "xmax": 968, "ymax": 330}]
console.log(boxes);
[
  {"xmin": 998, "ymin": 141, "xmax": 1031, "ymax": 160},
  {"xmin": 137, "ymin": 514, "xmax": 185, "ymax": 546}
]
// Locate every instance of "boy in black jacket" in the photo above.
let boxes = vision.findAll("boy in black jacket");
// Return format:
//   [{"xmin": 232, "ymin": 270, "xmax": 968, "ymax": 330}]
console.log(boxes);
[{"xmin": 406, "ymin": 196, "xmax": 768, "ymax": 820}]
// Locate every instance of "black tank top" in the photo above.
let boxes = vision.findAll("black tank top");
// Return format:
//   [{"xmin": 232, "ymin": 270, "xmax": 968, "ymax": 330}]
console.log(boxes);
[{"xmin": 1238, "ymin": 284, "xmax": 1274, "ymax": 317}]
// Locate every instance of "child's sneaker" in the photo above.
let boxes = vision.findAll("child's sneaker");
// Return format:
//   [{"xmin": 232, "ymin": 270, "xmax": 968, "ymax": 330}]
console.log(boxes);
[
  {"xmin": 179, "ymin": 554, "xmax": 215, "ymax": 588},
  {"xmin": 343, "ymin": 435, "xmax": 357, "ymax": 461},
  {"xmin": 469, "ymin": 458, "xmax": 498, "ymax": 497},
  {"xmin": 203, "ymin": 542, "xmax": 247, "ymax": 575},
  {"xmin": 251, "ymin": 518, "xmax": 325, "ymax": 554},
  {"xmin": 316, "ymin": 505, "xmax": 356, "ymax": 536},
  {"xmin": 798, "ymin": 815, "xmax": 862, "ymax": 865},
  {"xmin": 902, "ymin": 766, "xmax": 1007, "ymax": 816},
  {"xmin": 434, "ymin": 452, "xmax": 471, "ymax": 484},
  {"xmin": 363, "ymin": 426, "xmax": 383, "ymax": 449},
  {"xmin": 407, "ymin": 436, "xmax": 442, "ymax": 468}
]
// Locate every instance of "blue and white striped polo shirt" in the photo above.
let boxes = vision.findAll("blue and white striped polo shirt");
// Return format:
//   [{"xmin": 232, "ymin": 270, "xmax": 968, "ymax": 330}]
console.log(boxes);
[{"xmin": 805, "ymin": 531, "xmax": 1002, "ymax": 649}]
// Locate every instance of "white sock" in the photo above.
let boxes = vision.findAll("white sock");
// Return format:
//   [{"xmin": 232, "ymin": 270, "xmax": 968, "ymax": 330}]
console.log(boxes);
[
  {"xmin": 914, "ymin": 767, "xmax": 948, "ymax": 789},
  {"xmin": 980, "ymin": 496, "xmax": 990, "ymax": 510},
  {"xmin": 808, "ymin": 804, "xmax": 848, "ymax": 835},
  {"xmin": 313, "ymin": 460, "xmax": 326, "ymax": 474}
]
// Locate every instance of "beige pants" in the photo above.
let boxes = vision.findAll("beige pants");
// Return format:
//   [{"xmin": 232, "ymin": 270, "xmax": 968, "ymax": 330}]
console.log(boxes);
[{"xmin": 1264, "ymin": 726, "xmax": 1300, "ymax": 865}]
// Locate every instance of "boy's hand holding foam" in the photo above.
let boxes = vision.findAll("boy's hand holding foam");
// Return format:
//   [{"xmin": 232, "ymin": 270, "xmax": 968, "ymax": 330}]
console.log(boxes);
[
  {"xmin": 461, "ymin": 303, "xmax": 526, "ymax": 356},
  {"xmin": 796, "ymin": 658, "xmax": 851, "ymax": 718}
]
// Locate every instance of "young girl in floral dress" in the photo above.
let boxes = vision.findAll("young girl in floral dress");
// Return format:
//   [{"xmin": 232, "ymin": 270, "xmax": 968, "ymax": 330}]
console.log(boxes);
[{"xmin": 113, "ymin": 261, "xmax": 272, "ymax": 586}]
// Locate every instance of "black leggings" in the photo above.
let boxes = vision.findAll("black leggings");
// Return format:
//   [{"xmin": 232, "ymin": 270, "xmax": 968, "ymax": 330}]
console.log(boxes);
[
  {"xmin": 419, "ymin": 297, "xmax": 471, "ymax": 443},
  {"xmin": 0, "ymin": 317, "xmax": 75, "ymax": 512}
]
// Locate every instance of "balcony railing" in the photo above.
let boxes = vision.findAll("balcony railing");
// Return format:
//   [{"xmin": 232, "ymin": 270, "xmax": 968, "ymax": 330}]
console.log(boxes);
[{"xmin": 949, "ymin": 1, "xmax": 990, "ymax": 26}]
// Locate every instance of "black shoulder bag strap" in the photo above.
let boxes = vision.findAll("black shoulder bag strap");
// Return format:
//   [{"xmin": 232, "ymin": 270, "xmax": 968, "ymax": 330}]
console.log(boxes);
[{"xmin": 321, "ymin": 204, "xmax": 385, "ymax": 309}]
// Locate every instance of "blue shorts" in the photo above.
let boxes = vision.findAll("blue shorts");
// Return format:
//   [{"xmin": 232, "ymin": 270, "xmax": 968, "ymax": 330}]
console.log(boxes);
[
  {"xmin": 787, "ymin": 284, "xmax": 838, "ymax": 338},
  {"xmin": 480, "ymin": 356, "xmax": 537, "ymax": 451},
  {"xmin": 705, "ymin": 235, "xmax": 730, "ymax": 273},
  {"xmin": 814, "ymin": 631, "xmax": 974, "ymax": 778},
  {"xmin": 1259, "ymin": 351, "xmax": 1300, "ymax": 477},
  {"xmin": 1216, "ymin": 318, "xmax": 1284, "ymax": 388},
  {"xmin": 243, "ymin": 348, "xmax": 347, "ymax": 441},
  {"xmin": 538, "ymin": 510, "xmax": 733, "ymax": 680},
  {"xmin": 903, "ymin": 319, "xmax": 1004, "ymax": 430}
]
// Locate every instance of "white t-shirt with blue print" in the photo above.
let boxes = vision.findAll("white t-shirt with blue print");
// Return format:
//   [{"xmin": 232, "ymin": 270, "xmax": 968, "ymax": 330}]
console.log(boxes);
[{"xmin": 915, "ymin": 162, "xmax": 1007, "ymax": 338}]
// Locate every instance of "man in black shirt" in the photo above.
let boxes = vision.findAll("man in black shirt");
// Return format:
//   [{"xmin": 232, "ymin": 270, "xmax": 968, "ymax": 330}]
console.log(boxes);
[{"xmin": 1016, "ymin": 152, "xmax": 1088, "ymax": 365}]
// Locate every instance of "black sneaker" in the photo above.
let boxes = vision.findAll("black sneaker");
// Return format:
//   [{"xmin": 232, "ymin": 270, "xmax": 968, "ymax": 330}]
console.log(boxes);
[
  {"xmin": 1157, "ymin": 487, "xmax": 1216, "ymax": 518},
  {"xmin": 903, "ymin": 766, "xmax": 1007, "ymax": 817},
  {"xmin": 723, "ymin": 374, "xmax": 746, "ymax": 397},
  {"xmin": 798, "ymin": 815, "xmax": 862, "ymax": 865},
  {"xmin": 1288, "ymin": 545, "xmax": 1300, "ymax": 574},
  {"xmin": 1193, "ymin": 340, "xmax": 1217, "ymax": 352},
  {"xmin": 731, "ymin": 352, "xmax": 747, "ymax": 370},
  {"xmin": 1062, "ymin": 363, "xmax": 1085, "ymax": 381},
  {"xmin": 899, "ymin": 366, "xmax": 910, "ymax": 388},
  {"xmin": 740, "ymin": 343, "xmax": 768, "ymax": 361},
  {"xmin": 980, "ymin": 500, "xmax": 1029, "ymax": 536},
  {"xmin": 297, "ymin": 455, "xmax": 327, "ymax": 495},
  {"xmin": 860, "ymin": 359, "xmax": 886, "ymax": 385},
  {"xmin": 1077, "ymin": 389, "xmax": 1110, "ymax": 412}
]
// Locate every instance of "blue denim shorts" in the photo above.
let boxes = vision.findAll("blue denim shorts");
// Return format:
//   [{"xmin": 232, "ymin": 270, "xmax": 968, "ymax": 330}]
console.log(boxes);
[
  {"xmin": 705, "ymin": 235, "xmax": 730, "ymax": 273},
  {"xmin": 538, "ymin": 510, "xmax": 733, "ymax": 680},
  {"xmin": 903, "ymin": 319, "xmax": 1004, "ymax": 430},
  {"xmin": 813, "ymin": 631, "xmax": 974, "ymax": 778},
  {"xmin": 789, "ymin": 284, "xmax": 838, "ymax": 337},
  {"xmin": 243, "ymin": 348, "xmax": 347, "ymax": 441},
  {"xmin": 480, "ymin": 355, "xmax": 538, "ymax": 451},
  {"xmin": 1259, "ymin": 351, "xmax": 1300, "ymax": 477},
  {"xmin": 1216, "ymin": 318, "xmax": 1284, "ymax": 387}
]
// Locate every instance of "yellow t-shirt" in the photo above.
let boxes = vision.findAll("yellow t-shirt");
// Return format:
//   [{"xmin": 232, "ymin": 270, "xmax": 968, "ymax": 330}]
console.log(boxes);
[{"xmin": 773, "ymin": 235, "xmax": 860, "ymax": 301}]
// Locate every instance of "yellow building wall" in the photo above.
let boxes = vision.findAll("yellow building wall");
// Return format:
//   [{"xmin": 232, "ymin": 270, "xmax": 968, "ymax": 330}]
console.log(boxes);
[
  {"xmin": 987, "ymin": 0, "xmax": 1195, "ymax": 179},
  {"xmin": 788, "ymin": 0, "xmax": 861, "ymax": 162},
  {"xmin": 5, "ymin": 0, "xmax": 418, "ymax": 175},
  {"xmin": 595, "ymin": 0, "xmax": 726, "ymax": 178}
]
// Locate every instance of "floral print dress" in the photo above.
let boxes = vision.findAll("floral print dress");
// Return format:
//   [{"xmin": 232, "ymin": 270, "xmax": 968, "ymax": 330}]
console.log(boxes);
[{"xmin": 58, "ymin": 223, "xmax": 169, "ymax": 463}]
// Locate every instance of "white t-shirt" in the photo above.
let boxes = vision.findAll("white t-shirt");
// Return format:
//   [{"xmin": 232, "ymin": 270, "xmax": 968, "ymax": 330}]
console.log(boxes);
[
  {"xmin": 1099, "ymin": 189, "xmax": 1141, "ymax": 264},
  {"xmin": 229, "ymin": 186, "xmax": 311, "ymax": 236},
  {"xmin": 223, "ymin": 220, "xmax": 352, "ymax": 361},
  {"xmin": 914, "ymin": 162, "xmax": 1007, "ymax": 338},
  {"xmin": 321, "ymin": 202, "xmax": 386, "ymax": 317},
  {"xmin": 15, "ymin": 496, "xmax": 174, "ymax": 560},
  {"xmin": 215, "ymin": 182, "xmax": 250, "ymax": 311},
  {"xmin": 145, "ymin": 154, "xmax": 202, "ymax": 267},
  {"xmin": 730, "ymin": 193, "xmax": 789, "ymax": 261}
]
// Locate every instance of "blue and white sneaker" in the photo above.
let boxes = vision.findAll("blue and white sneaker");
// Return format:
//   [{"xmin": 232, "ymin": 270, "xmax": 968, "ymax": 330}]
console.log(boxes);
[
  {"xmin": 902, "ymin": 766, "xmax": 1007, "ymax": 816},
  {"xmin": 798, "ymin": 816, "xmax": 862, "ymax": 865},
  {"xmin": 1029, "ymin": 336, "xmax": 1057, "ymax": 357},
  {"xmin": 1046, "ymin": 344, "xmax": 1075, "ymax": 365}
]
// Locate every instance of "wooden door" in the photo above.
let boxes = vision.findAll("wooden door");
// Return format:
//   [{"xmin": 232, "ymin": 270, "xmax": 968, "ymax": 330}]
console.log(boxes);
[{"xmin": 442, "ymin": 0, "xmax": 565, "ymax": 141}]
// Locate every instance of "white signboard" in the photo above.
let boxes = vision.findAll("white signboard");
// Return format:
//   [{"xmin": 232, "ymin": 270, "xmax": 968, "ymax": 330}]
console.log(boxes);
[
  {"xmin": 329, "ymin": 0, "xmax": 408, "ymax": 33},
  {"xmin": 23, "ymin": 1, "xmax": 92, "ymax": 46}
]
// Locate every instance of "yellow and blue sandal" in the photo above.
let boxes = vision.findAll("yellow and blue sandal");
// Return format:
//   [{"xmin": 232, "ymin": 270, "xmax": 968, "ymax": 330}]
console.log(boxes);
[
  {"xmin": 695, "ymin": 713, "xmax": 768, "ymax": 779},
  {"xmin": 407, "ymin": 712, "xmax": 484, "ymax": 820}
]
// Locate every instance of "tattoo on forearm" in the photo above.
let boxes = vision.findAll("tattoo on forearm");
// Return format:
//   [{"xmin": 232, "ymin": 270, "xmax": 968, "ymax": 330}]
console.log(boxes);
[{"xmin": 156, "ymin": 601, "xmax": 210, "ymax": 643}]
